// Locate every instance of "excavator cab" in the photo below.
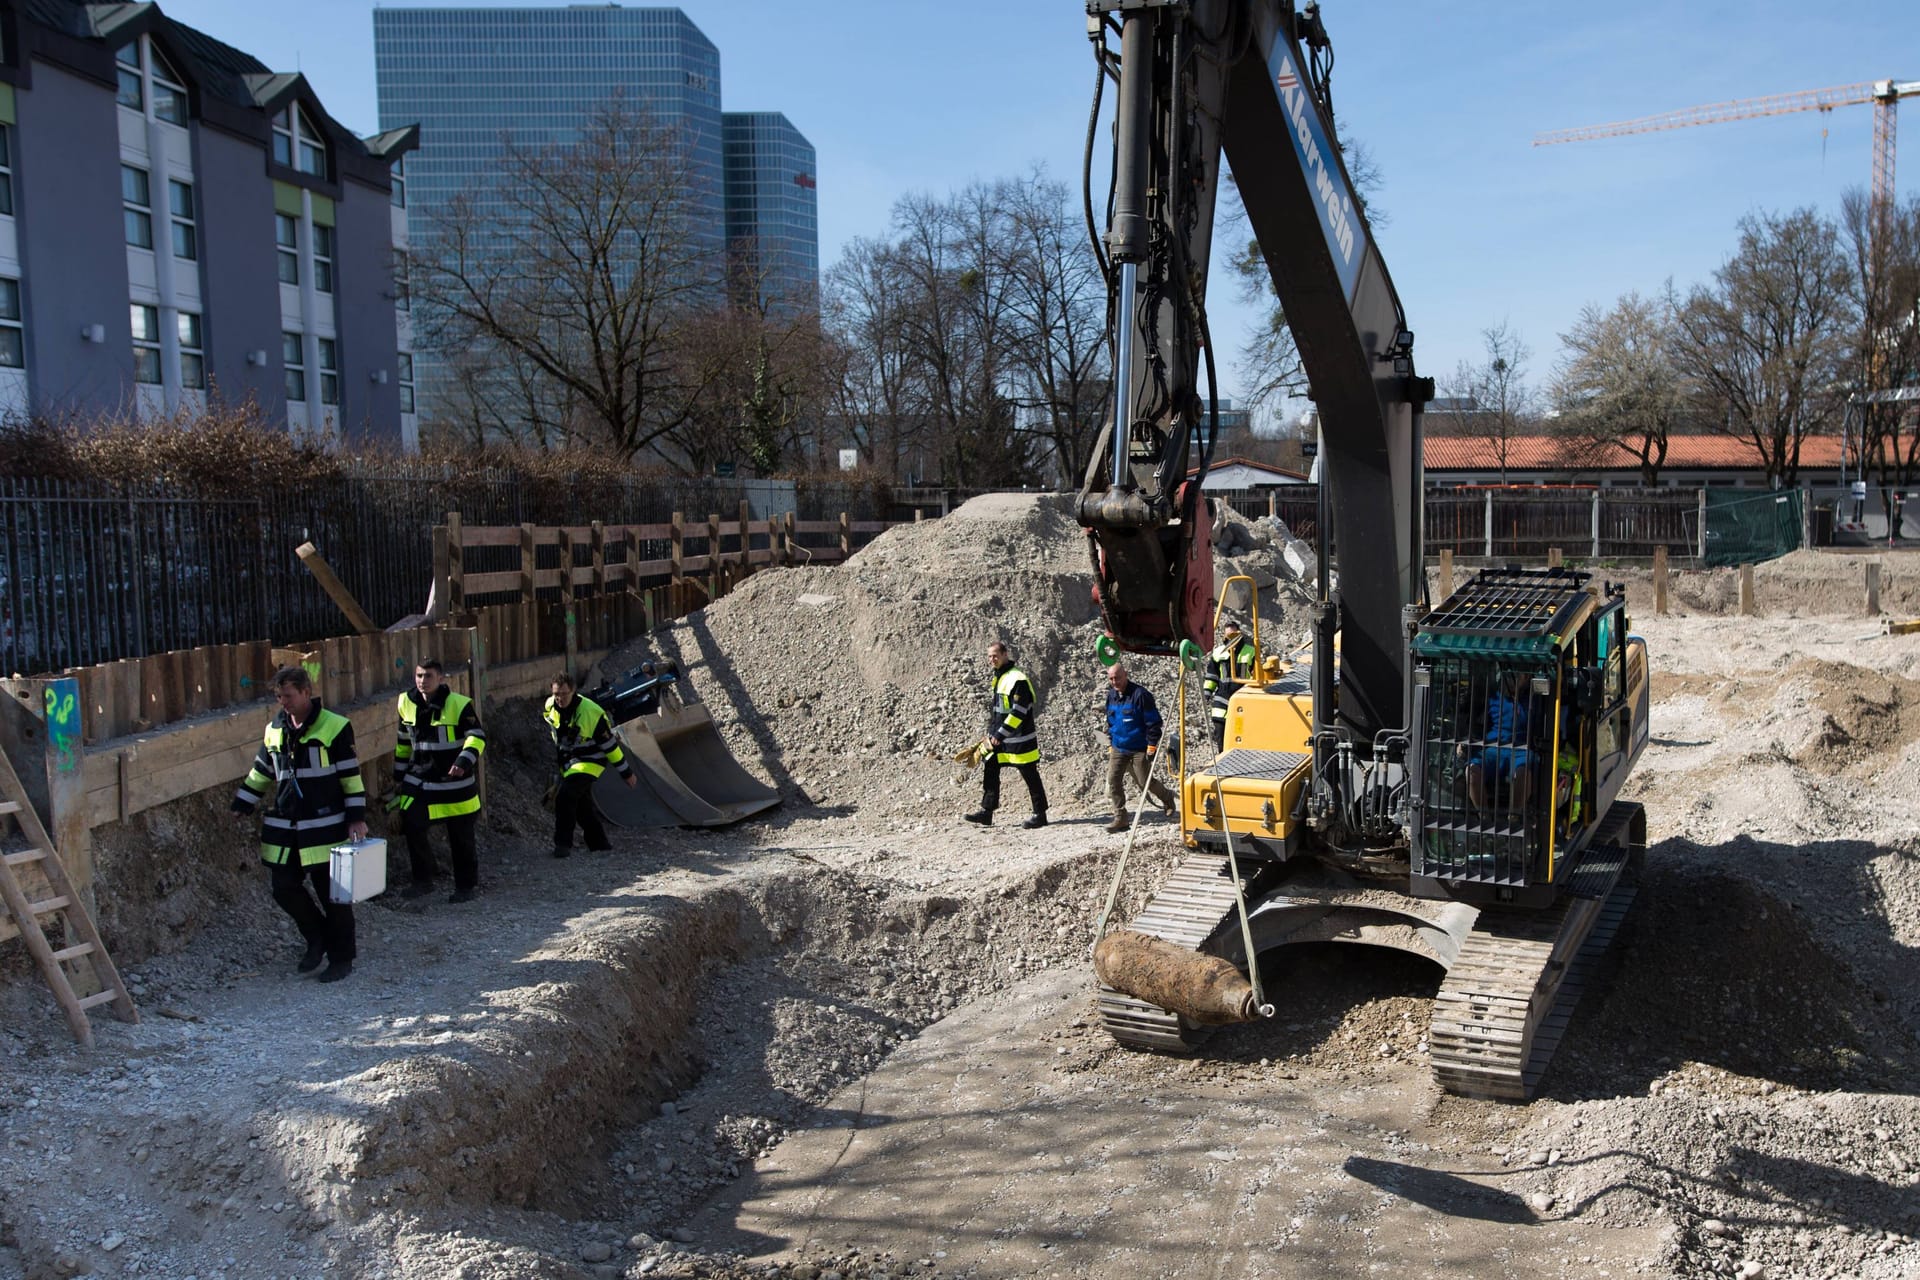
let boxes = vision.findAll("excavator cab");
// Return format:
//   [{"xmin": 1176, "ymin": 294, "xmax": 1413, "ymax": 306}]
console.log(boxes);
[{"xmin": 1409, "ymin": 567, "xmax": 1649, "ymax": 907}]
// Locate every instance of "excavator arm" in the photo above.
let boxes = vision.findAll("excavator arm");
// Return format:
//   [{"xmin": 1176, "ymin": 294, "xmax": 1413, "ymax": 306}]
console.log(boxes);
[{"xmin": 1078, "ymin": 0, "xmax": 1433, "ymax": 749}]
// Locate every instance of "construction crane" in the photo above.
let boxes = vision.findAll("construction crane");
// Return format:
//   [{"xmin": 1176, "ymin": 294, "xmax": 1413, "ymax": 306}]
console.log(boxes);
[{"xmin": 1534, "ymin": 79, "xmax": 1920, "ymax": 221}]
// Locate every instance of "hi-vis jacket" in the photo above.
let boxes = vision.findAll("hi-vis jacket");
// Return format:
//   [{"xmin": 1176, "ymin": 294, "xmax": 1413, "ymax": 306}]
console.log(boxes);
[
  {"xmin": 543, "ymin": 694, "xmax": 636, "ymax": 782},
  {"xmin": 1204, "ymin": 634, "xmax": 1257, "ymax": 722},
  {"xmin": 985, "ymin": 664, "xmax": 1040, "ymax": 766},
  {"xmin": 396, "ymin": 685, "xmax": 487, "ymax": 821},
  {"xmin": 231, "ymin": 703, "xmax": 366, "ymax": 867}
]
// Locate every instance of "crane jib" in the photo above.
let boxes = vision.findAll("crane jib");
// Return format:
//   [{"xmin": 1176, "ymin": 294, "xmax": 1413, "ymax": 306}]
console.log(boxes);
[{"xmin": 1270, "ymin": 46, "xmax": 1362, "ymax": 304}]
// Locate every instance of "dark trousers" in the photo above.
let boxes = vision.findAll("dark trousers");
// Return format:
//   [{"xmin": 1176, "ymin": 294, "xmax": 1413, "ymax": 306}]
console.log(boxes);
[
  {"xmin": 269, "ymin": 861, "xmax": 355, "ymax": 962},
  {"xmin": 982, "ymin": 757, "xmax": 1047, "ymax": 816},
  {"xmin": 1210, "ymin": 717, "xmax": 1227, "ymax": 751},
  {"xmin": 554, "ymin": 773, "xmax": 612, "ymax": 851},
  {"xmin": 404, "ymin": 807, "xmax": 479, "ymax": 891}
]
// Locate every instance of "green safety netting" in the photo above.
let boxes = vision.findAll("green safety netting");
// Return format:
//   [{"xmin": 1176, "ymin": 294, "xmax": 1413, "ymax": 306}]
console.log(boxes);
[{"xmin": 1703, "ymin": 488, "xmax": 1802, "ymax": 567}]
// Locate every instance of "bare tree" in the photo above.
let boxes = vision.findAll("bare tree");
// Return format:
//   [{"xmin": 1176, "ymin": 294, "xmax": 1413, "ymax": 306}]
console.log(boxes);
[
  {"xmin": 996, "ymin": 169, "xmax": 1110, "ymax": 486},
  {"xmin": 1838, "ymin": 190, "xmax": 1920, "ymax": 490},
  {"xmin": 410, "ymin": 99, "xmax": 724, "ymax": 460},
  {"xmin": 664, "ymin": 251, "xmax": 836, "ymax": 474},
  {"xmin": 824, "ymin": 236, "xmax": 925, "ymax": 480},
  {"xmin": 889, "ymin": 187, "xmax": 1033, "ymax": 487},
  {"xmin": 1551, "ymin": 290, "xmax": 1693, "ymax": 485},
  {"xmin": 1439, "ymin": 322, "xmax": 1536, "ymax": 483},
  {"xmin": 1670, "ymin": 208, "xmax": 1854, "ymax": 488}
]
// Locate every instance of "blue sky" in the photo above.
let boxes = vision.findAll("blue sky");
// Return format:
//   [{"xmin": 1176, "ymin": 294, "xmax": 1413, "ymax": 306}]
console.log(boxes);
[{"xmin": 167, "ymin": 0, "xmax": 1919, "ymax": 418}]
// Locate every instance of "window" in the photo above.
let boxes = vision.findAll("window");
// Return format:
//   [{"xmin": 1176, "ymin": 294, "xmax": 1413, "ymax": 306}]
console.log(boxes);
[
  {"xmin": 115, "ymin": 44, "xmax": 142, "ymax": 111},
  {"xmin": 122, "ymin": 165, "xmax": 152, "ymax": 249},
  {"xmin": 282, "ymin": 331, "xmax": 305, "ymax": 402},
  {"xmin": 397, "ymin": 352, "xmax": 415, "ymax": 414},
  {"xmin": 317, "ymin": 337, "xmax": 338, "ymax": 405},
  {"xmin": 312, "ymin": 223, "xmax": 334, "ymax": 294},
  {"xmin": 169, "ymin": 180, "xmax": 196, "ymax": 260},
  {"xmin": 390, "ymin": 154, "xmax": 406, "ymax": 208},
  {"xmin": 178, "ymin": 312, "xmax": 203, "ymax": 389},
  {"xmin": 275, "ymin": 104, "xmax": 328, "ymax": 179},
  {"xmin": 275, "ymin": 213, "xmax": 299, "ymax": 285},
  {"xmin": 130, "ymin": 304, "xmax": 161, "ymax": 384},
  {"xmin": 0, "ymin": 126, "xmax": 13, "ymax": 218},
  {"xmin": 0, "ymin": 278, "xmax": 22, "ymax": 369},
  {"xmin": 149, "ymin": 45, "xmax": 188, "ymax": 126}
]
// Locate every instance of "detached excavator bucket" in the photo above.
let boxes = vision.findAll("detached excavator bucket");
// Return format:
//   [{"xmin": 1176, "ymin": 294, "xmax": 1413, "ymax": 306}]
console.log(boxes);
[{"xmin": 593, "ymin": 701, "xmax": 781, "ymax": 828}]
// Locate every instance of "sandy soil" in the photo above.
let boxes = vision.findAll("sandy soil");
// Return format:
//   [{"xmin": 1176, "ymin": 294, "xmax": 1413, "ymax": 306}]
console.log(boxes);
[{"xmin": 1, "ymin": 499, "xmax": 1917, "ymax": 1280}]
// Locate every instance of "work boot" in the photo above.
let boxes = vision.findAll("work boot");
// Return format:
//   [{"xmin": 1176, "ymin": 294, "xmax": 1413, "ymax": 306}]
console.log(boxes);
[
  {"xmin": 296, "ymin": 941, "xmax": 326, "ymax": 973},
  {"xmin": 399, "ymin": 881, "xmax": 433, "ymax": 900},
  {"xmin": 1021, "ymin": 813, "xmax": 1049, "ymax": 830},
  {"xmin": 586, "ymin": 841, "xmax": 614, "ymax": 853},
  {"xmin": 963, "ymin": 810, "xmax": 992, "ymax": 826},
  {"xmin": 1104, "ymin": 816, "xmax": 1129, "ymax": 834},
  {"xmin": 1160, "ymin": 797, "xmax": 1178, "ymax": 817},
  {"xmin": 448, "ymin": 887, "xmax": 477, "ymax": 904},
  {"xmin": 316, "ymin": 960, "xmax": 353, "ymax": 984},
  {"xmin": 552, "ymin": 845, "xmax": 572, "ymax": 859}
]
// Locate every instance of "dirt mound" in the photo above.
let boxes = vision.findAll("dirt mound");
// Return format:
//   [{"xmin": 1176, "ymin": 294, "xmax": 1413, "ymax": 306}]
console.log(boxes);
[{"xmin": 634, "ymin": 493, "xmax": 1315, "ymax": 828}]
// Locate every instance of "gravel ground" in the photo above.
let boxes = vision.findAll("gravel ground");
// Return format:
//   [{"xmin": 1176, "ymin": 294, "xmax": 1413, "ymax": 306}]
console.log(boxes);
[{"xmin": 0, "ymin": 499, "xmax": 1916, "ymax": 1279}]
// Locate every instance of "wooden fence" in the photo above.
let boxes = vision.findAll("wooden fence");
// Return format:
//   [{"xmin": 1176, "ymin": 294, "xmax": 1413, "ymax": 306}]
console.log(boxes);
[{"xmin": 1211, "ymin": 484, "xmax": 1706, "ymax": 562}]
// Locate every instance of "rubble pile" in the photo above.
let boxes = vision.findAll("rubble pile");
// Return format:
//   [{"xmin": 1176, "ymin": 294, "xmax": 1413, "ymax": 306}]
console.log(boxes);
[{"xmin": 641, "ymin": 494, "xmax": 1317, "ymax": 826}]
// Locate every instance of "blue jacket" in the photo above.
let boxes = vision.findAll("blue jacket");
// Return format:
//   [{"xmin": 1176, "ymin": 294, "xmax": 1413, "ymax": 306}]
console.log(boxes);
[{"xmin": 1103, "ymin": 681, "xmax": 1163, "ymax": 754}]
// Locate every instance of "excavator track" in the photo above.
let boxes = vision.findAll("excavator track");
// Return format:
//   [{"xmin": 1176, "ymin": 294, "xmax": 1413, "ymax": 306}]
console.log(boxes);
[
  {"xmin": 1099, "ymin": 802, "xmax": 1645, "ymax": 1099},
  {"xmin": 1428, "ymin": 802, "xmax": 1643, "ymax": 1100},
  {"xmin": 1096, "ymin": 849, "xmax": 1242, "ymax": 1051}
]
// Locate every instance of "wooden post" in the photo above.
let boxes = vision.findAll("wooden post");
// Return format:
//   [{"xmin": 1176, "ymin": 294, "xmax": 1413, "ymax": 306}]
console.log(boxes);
[
  {"xmin": 1591, "ymin": 489, "xmax": 1602, "ymax": 559},
  {"xmin": 41, "ymin": 677, "xmax": 92, "ymax": 911},
  {"xmin": 431, "ymin": 523, "xmax": 450, "ymax": 623},
  {"xmin": 707, "ymin": 513, "xmax": 721, "ymax": 602},
  {"xmin": 625, "ymin": 525, "xmax": 641, "ymax": 595},
  {"xmin": 766, "ymin": 516, "xmax": 779, "ymax": 569},
  {"xmin": 1547, "ymin": 547, "xmax": 1563, "ymax": 568},
  {"xmin": 914, "ymin": 508, "xmax": 924, "ymax": 523},
  {"xmin": 1653, "ymin": 545, "xmax": 1669, "ymax": 615},
  {"xmin": 1866, "ymin": 560, "xmax": 1882, "ymax": 616},
  {"xmin": 738, "ymin": 499, "xmax": 752, "ymax": 574},
  {"xmin": 559, "ymin": 526, "xmax": 579, "ymax": 680},
  {"xmin": 839, "ymin": 511, "xmax": 851, "ymax": 560},
  {"xmin": 1696, "ymin": 489, "xmax": 1708, "ymax": 561},
  {"xmin": 670, "ymin": 511, "xmax": 685, "ymax": 615},
  {"xmin": 295, "ymin": 541, "xmax": 380, "ymax": 634},
  {"xmin": 1438, "ymin": 549, "xmax": 1454, "ymax": 601},
  {"xmin": 1268, "ymin": 491, "xmax": 1278, "ymax": 519},
  {"xmin": 519, "ymin": 523, "xmax": 537, "ymax": 604},
  {"xmin": 591, "ymin": 521, "xmax": 607, "ymax": 595},
  {"xmin": 468, "ymin": 625, "xmax": 488, "ymax": 807},
  {"xmin": 1483, "ymin": 490, "xmax": 1494, "ymax": 559},
  {"xmin": 1738, "ymin": 563, "xmax": 1756, "ymax": 616},
  {"xmin": 446, "ymin": 511, "xmax": 465, "ymax": 615},
  {"xmin": 784, "ymin": 511, "xmax": 796, "ymax": 567}
]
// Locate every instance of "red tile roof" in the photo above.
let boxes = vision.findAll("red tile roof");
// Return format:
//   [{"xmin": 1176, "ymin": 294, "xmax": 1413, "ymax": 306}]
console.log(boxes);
[{"xmin": 1423, "ymin": 433, "xmax": 1845, "ymax": 472}]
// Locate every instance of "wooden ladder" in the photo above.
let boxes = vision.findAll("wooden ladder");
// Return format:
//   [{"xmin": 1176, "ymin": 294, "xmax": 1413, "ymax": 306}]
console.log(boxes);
[{"xmin": 0, "ymin": 741, "xmax": 137, "ymax": 1046}]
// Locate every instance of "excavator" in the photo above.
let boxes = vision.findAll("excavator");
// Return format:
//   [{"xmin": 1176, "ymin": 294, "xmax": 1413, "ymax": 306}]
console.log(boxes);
[{"xmin": 1077, "ymin": 0, "xmax": 1651, "ymax": 1099}]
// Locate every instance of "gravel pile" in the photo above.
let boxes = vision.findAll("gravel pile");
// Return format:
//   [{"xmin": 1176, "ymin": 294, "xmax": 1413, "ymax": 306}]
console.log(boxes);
[{"xmin": 639, "ymin": 494, "xmax": 1315, "ymax": 833}]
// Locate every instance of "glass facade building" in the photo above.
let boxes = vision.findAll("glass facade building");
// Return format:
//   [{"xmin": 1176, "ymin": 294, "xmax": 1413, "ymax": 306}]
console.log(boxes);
[
  {"xmin": 374, "ymin": 7, "xmax": 823, "ymax": 383},
  {"xmin": 723, "ymin": 112, "xmax": 818, "ymax": 310},
  {"xmin": 374, "ymin": 6, "xmax": 723, "ymax": 231}
]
